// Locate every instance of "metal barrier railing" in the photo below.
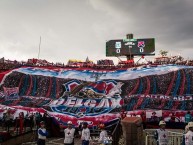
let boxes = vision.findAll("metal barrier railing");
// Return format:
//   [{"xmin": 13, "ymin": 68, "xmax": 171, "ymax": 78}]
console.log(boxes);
[
  {"xmin": 145, "ymin": 135, "xmax": 183, "ymax": 145},
  {"xmin": 88, "ymin": 119, "xmax": 121, "ymax": 145},
  {"xmin": 111, "ymin": 119, "xmax": 122, "ymax": 145},
  {"xmin": 145, "ymin": 129, "xmax": 183, "ymax": 145}
]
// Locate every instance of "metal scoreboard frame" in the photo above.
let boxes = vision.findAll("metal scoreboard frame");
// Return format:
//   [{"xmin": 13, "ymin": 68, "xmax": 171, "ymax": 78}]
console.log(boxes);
[{"xmin": 106, "ymin": 38, "xmax": 155, "ymax": 57}]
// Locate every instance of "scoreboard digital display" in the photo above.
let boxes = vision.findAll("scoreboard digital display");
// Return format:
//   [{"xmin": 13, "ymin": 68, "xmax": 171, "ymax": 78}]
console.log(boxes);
[{"xmin": 106, "ymin": 38, "xmax": 155, "ymax": 56}]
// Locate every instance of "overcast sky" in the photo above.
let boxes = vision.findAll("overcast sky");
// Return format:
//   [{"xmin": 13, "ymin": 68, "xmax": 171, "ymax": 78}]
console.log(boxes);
[{"xmin": 0, "ymin": 0, "xmax": 193, "ymax": 64}]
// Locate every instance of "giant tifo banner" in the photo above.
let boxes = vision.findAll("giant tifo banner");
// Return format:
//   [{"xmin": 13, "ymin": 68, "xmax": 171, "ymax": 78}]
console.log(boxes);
[
  {"xmin": 47, "ymin": 97, "xmax": 123, "ymax": 126},
  {"xmin": 48, "ymin": 97, "xmax": 123, "ymax": 116},
  {"xmin": 1, "ymin": 64, "xmax": 193, "ymax": 98},
  {"xmin": 124, "ymin": 95, "xmax": 193, "ymax": 110},
  {"xmin": 0, "ymin": 97, "xmax": 192, "ymax": 127},
  {"xmin": 1, "ymin": 64, "xmax": 193, "ymax": 127},
  {"xmin": 0, "ymin": 96, "xmax": 123, "ymax": 127}
]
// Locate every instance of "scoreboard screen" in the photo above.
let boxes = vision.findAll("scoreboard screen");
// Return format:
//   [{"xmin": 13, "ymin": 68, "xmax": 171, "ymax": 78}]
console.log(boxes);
[{"xmin": 106, "ymin": 38, "xmax": 155, "ymax": 56}]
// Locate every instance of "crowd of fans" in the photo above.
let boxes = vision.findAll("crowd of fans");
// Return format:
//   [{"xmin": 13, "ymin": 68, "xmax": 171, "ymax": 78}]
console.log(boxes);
[
  {"xmin": 1, "ymin": 56, "xmax": 193, "ymax": 73},
  {"xmin": 0, "ymin": 107, "xmax": 116, "ymax": 144},
  {"xmin": 0, "ymin": 108, "xmax": 53, "ymax": 136},
  {"xmin": 97, "ymin": 59, "xmax": 114, "ymax": 66}
]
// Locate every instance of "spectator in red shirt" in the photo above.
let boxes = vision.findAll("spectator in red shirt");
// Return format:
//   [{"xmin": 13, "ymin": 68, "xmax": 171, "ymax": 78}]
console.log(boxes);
[
  {"xmin": 141, "ymin": 112, "xmax": 146, "ymax": 129},
  {"xmin": 120, "ymin": 109, "xmax": 127, "ymax": 120},
  {"xmin": 170, "ymin": 113, "xmax": 176, "ymax": 122}
]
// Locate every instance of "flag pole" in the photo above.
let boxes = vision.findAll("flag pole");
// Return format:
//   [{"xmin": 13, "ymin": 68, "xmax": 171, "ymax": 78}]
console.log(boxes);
[{"xmin": 38, "ymin": 36, "xmax": 41, "ymax": 59}]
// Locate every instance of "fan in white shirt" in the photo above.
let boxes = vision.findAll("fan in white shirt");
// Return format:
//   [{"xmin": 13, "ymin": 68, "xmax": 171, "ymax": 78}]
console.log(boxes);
[
  {"xmin": 154, "ymin": 120, "xmax": 169, "ymax": 145},
  {"xmin": 81, "ymin": 122, "xmax": 90, "ymax": 145},
  {"xmin": 185, "ymin": 122, "xmax": 193, "ymax": 145},
  {"xmin": 64, "ymin": 121, "xmax": 75, "ymax": 145},
  {"xmin": 98, "ymin": 123, "xmax": 108, "ymax": 144}
]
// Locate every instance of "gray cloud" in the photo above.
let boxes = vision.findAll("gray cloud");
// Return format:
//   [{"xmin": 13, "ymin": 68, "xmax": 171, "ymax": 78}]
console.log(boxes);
[
  {"xmin": 89, "ymin": 0, "xmax": 193, "ymax": 52},
  {"xmin": 0, "ymin": 0, "xmax": 193, "ymax": 64}
]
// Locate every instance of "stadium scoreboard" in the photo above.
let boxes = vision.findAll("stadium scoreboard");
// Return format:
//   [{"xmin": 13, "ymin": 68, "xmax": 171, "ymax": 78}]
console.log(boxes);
[{"xmin": 106, "ymin": 38, "xmax": 155, "ymax": 56}]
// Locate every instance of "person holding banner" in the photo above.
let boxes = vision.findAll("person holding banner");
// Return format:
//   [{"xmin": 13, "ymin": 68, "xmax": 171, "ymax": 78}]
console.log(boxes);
[
  {"xmin": 78, "ymin": 122, "xmax": 83, "ymax": 137},
  {"xmin": 154, "ymin": 120, "xmax": 169, "ymax": 145},
  {"xmin": 19, "ymin": 112, "xmax": 24, "ymax": 134},
  {"xmin": 4, "ymin": 109, "xmax": 13, "ymax": 132}
]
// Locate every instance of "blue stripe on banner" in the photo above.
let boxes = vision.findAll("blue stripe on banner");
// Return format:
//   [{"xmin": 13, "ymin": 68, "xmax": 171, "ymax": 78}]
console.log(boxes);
[
  {"xmin": 180, "ymin": 101, "xmax": 186, "ymax": 110},
  {"xmin": 141, "ymin": 98, "xmax": 150, "ymax": 109},
  {"xmin": 32, "ymin": 76, "xmax": 37, "ymax": 96},
  {"xmin": 126, "ymin": 98, "xmax": 137, "ymax": 111},
  {"xmin": 137, "ymin": 78, "xmax": 143, "ymax": 94},
  {"xmin": 165, "ymin": 100, "xmax": 173, "ymax": 110},
  {"xmin": 20, "ymin": 75, "xmax": 29, "ymax": 96},
  {"xmin": 172, "ymin": 71, "xmax": 181, "ymax": 96},
  {"xmin": 52, "ymin": 77, "xmax": 56, "ymax": 99},
  {"xmin": 185, "ymin": 70, "xmax": 191, "ymax": 94},
  {"xmin": 153, "ymin": 77, "xmax": 157, "ymax": 94}
]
